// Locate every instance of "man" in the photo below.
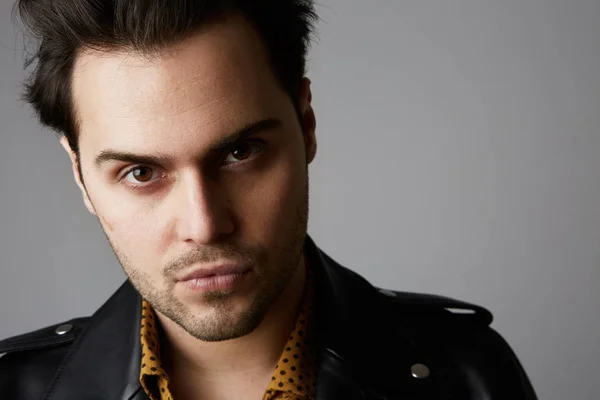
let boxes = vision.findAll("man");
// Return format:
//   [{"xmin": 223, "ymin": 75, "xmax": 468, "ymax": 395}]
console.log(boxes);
[{"xmin": 0, "ymin": 1, "xmax": 537, "ymax": 399}]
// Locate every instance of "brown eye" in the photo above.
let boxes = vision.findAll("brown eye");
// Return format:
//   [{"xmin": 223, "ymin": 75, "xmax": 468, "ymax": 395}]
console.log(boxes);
[
  {"xmin": 225, "ymin": 144, "xmax": 261, "ymax": 164},
  {"xmin": 125, "ymin": 166, "xmax": 155, "ymax": 183}
]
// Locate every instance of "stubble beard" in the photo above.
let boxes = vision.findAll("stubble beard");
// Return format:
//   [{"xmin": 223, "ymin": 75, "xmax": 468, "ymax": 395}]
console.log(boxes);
[{"xmin": 102, "ymin": 177, "xmax": 310, "ymax": 342}]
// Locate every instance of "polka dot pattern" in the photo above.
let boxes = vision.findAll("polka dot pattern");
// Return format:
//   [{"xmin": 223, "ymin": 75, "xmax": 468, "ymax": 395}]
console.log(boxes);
[
  {"xmin": 140, "ymin": 301, "xmax": 173, "ymax": 400},
  {"xmin": 264, "ymin": 265, "xmax": 316, "ymax": 400},
  {"xmin": 139, "ymin": 265, "xmax": 315, "ymax": 400}
]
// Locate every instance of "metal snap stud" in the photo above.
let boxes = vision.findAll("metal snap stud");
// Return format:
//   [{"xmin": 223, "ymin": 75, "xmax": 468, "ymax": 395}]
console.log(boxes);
[
  {"xmin": 411, "ymin": 363, "xmax": 430, "ymax": 379},
  {"xmin": 55, "ymin": 324, "xmax": 73, "ymax": 336}
]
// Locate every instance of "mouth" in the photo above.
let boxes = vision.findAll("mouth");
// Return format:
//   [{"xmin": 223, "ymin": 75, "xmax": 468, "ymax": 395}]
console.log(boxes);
[{"xmin": 177, "ymin": 264, "xmax": 251, "ymax": 291}]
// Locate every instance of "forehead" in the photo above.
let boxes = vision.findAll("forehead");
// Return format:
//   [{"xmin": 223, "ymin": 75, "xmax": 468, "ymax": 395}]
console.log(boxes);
[{"xmin": 71, "ymin": 15, "xmax": 288, "ymax": 157}]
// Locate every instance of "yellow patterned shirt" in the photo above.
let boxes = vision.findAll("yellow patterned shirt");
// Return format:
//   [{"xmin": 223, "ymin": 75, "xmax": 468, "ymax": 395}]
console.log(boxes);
[{"xmin": 139, "ymin": 268, "xmax": 315, "ymax": 400}]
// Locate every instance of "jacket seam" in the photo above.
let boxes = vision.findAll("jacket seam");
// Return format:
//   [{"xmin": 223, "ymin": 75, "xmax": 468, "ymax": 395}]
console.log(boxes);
[{"xmin": 0, "ymin": 337, "xmax": 75, "ymax": 353}]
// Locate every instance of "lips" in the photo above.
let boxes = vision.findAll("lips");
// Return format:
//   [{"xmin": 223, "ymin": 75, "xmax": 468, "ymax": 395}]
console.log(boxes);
[{"xmin": 178, "ymin": 264, "xmax": 250, "ymax": 282}]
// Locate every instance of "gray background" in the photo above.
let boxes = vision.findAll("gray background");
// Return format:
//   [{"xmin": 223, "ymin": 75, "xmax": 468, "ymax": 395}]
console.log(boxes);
[{"xmin": 1, "ymin": 1, "xmax": 599, "ymax": 399}]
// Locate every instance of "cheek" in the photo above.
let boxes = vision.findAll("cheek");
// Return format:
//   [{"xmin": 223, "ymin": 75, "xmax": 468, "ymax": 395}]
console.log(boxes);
[
  {"xmin": 94, "ymin": 194, "xmax": 169, "ymax": 261},
  {"xmin": 234, "ymin": 152, "xmax": 306, "ymax": 238}
]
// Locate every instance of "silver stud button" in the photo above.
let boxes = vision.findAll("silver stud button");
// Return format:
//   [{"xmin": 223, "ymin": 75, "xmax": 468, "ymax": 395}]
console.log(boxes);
[
  {"xmin": 411, "ymin": 363, "xmax": 430, "ymax": 379},
  {"xmin": 379, "ymin": 289, "xmax": 397, "ymax": 298},
  {"xmin": 55, "ymin": 324, "xmax": 73, "ymax": 336}
]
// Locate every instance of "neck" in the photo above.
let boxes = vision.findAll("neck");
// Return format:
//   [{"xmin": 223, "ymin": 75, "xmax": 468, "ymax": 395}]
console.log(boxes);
[{"xmin": 156, "ymin": 255, "xmax": 307, "ymax": 384}]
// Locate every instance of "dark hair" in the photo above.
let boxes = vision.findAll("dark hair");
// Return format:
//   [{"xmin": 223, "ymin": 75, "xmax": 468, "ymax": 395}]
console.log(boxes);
[{"xmin": 15, "ymin": 0, "xmax": 317, "ymax": 157}]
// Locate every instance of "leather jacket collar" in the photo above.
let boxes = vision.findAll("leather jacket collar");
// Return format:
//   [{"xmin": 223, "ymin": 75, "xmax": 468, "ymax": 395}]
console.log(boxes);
[{"xmin": 42, "ymin": 236, "xmax": 388, "ymax": 399}]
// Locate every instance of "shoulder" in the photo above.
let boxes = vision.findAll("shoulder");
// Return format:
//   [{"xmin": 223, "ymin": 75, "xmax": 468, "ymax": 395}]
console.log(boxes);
[
  {"xmin": 0, "ymin": 317, "xmax": 89, "ymax": 398},
  {"xmin": 374, "ymin": 286, "xmax": 494, "ymax": 325},
  {"xmin": 366, "ymin": 284, "xmax": 498, "ymax": 351},
  {"xmin": 369, "ymin": 286, "xmax": 500, "ymax": 360},
  {"xmin": 367, "ymin": 286, "xmax": 537, "ymax": 398},
  {"xmin": 324, "ymin": 253, "xmax": 494, "ymax": 327},
  {"xmin": 369, "ymin": 284, "xmax": 502, "ymax": 351},
  {"xmin": 328, "ymin": 259, "xmax": 507, "ymax": 348}
]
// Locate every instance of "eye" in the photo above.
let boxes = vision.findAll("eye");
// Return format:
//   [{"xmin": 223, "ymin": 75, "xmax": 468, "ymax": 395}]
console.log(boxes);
[
  {"xmin": 224, "ymin": 143, "xmax": 262, "ymax": 164},
  {"xmin": 123, "ymin": 166, "xmax": 158, "ymax": 184}
]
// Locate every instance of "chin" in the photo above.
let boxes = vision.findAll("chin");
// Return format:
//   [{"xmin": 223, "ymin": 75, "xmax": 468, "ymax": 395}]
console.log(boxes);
[{"xmin": 180, "ymin": 306, "xmax": 266, "ymax": 342}]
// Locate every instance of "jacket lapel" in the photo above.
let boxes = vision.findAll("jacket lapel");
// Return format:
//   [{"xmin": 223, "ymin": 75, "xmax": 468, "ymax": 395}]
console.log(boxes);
[
  {"xmin": 43, "ymin": 281, "xmax": 145, "ymax": 400},
  {"xmin": 305, "ymin": 236, "xmax": 394, "ymax": 399}
]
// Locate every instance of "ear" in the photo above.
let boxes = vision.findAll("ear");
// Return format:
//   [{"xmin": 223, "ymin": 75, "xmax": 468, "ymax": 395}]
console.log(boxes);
[
  {"xmin": 298, "ymin": 77, "xmax": 317, "ymax": 164},
  {"xmin": 59, "ymin": 136, "xmax": 96, "ymax": 215}
]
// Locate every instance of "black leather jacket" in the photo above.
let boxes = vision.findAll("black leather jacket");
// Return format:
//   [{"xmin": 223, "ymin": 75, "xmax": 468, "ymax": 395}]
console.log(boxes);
[{"xmin": 0, "ymin": 237, "xmax": 538, "ymax": 399}]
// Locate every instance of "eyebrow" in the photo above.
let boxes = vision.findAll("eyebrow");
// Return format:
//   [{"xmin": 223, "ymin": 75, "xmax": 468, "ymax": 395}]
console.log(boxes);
[{"xmin": 94, "ymin": 118, "xmax": 282, "ymax": 169}]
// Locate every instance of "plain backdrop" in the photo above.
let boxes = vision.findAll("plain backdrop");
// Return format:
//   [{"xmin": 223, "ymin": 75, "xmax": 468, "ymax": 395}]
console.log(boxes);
[{"xmin": 1, "ymin": 1, "xmax": 599, "ymax": 399}]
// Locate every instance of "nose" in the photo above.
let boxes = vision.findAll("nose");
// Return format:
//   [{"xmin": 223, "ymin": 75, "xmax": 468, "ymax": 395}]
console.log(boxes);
[{"xmin": 173, "ymin": 172, "xmax": 235, "ymax": 244}]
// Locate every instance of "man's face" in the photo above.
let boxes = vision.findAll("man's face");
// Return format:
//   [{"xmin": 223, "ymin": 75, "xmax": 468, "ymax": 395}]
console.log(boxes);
[{"xmin": 66, "ymin": 16, "xmax": 317, "ymax": 342}]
